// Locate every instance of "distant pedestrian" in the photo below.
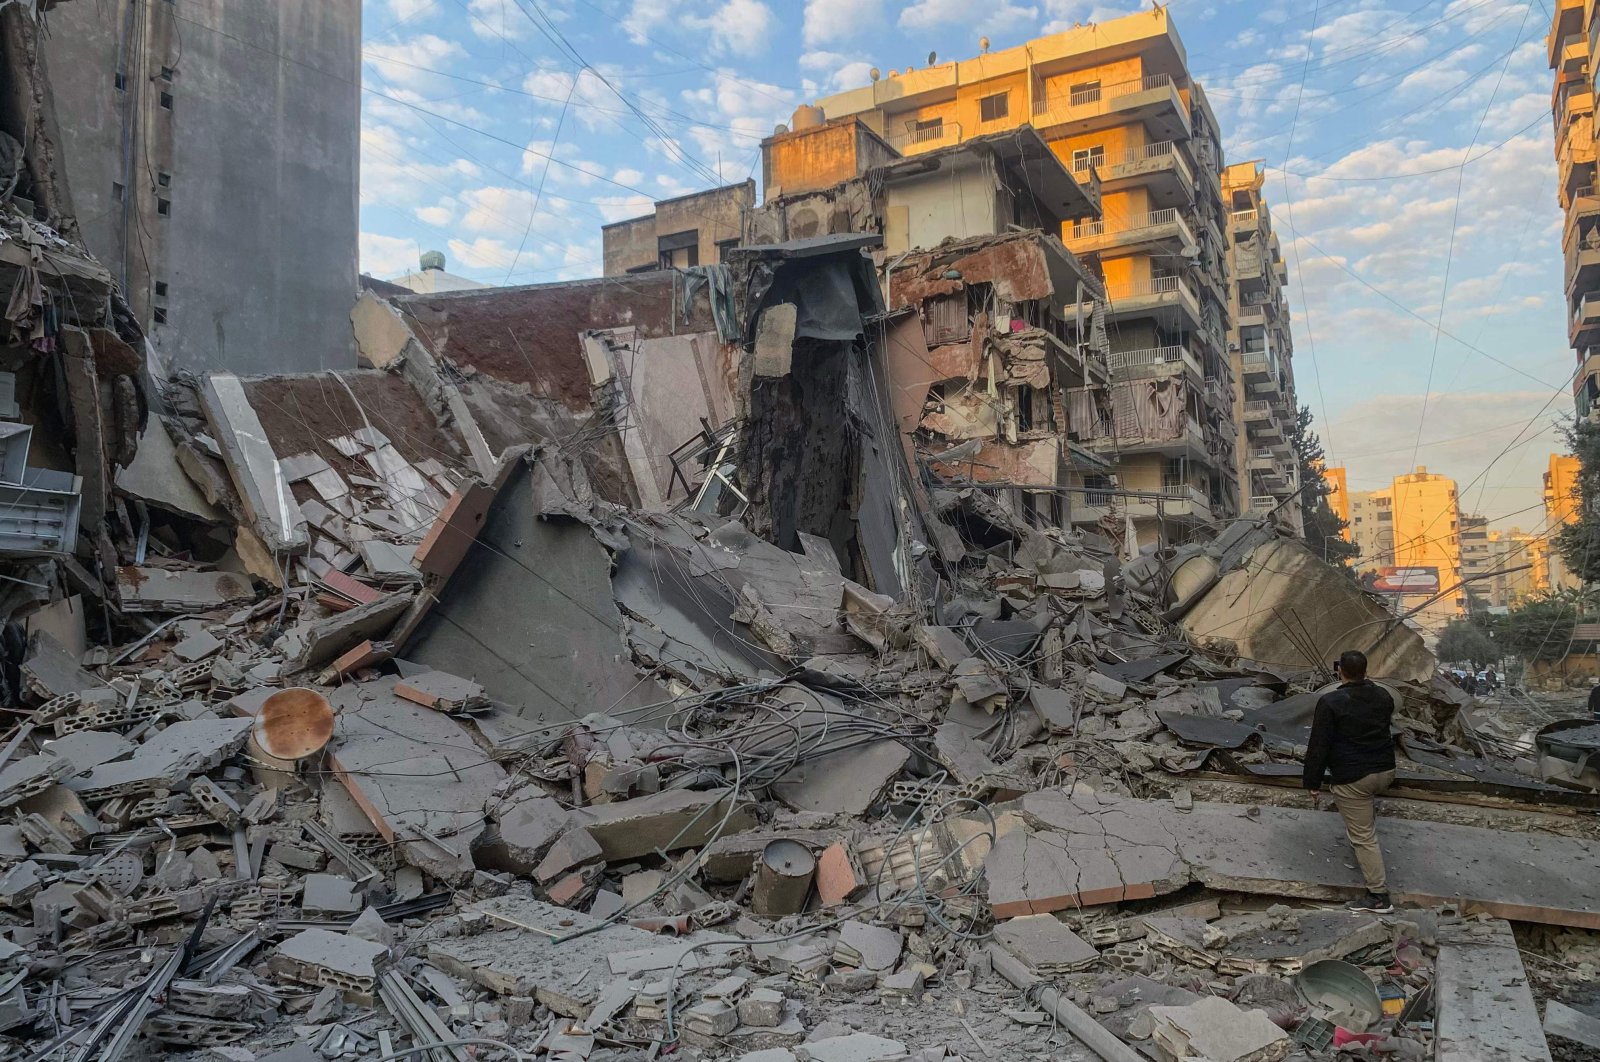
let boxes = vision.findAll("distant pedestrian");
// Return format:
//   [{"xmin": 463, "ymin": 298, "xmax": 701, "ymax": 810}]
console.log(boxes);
[
  {"xmin": 1305, "ymin": 650, "xmax": 1397, "ymax": 914},
  {"xmin": 1589, "ymin": 679, "xmax": 1600, "ymax": 721},
  {"xmin": 1484, "ymin": 667, "xmax": 1497, "ymax": 692},
  {"xmin": 1463, "ymin": 673, "xmax": 1477, "ymax": 696}
]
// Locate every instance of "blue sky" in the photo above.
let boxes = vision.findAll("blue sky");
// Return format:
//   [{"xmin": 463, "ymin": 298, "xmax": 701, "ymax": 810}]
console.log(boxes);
[{"xmin": 357, "ymin": 0, "xmax": 1569, "ymax": 529}]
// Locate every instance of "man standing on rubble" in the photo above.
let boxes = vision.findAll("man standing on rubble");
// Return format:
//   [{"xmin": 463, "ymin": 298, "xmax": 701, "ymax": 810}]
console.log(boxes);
[{"xmin": 1304, "ymin": 650, "xmax": 1397, "ymax": 914}]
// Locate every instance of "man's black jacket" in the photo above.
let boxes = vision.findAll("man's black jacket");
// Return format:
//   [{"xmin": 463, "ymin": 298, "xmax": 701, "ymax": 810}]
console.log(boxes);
[{"xmin": 1303, "ymin": 679, "xmax": 1396, "ymax": 789}]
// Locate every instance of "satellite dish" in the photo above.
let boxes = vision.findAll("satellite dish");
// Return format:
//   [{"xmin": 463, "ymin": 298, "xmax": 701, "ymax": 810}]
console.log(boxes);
[
  {"xmin": 870, "ymin": 67, "xmax": 881, "ymax": 81},
  {"xmin": 928, "ymin": 51, "xmax": 937, "ymax": 65}
]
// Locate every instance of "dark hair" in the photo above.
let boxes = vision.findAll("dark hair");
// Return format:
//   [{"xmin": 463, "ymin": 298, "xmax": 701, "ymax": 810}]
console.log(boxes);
[{"xmin": 1338, "ymin": 650, "xmax": 1368, "ymax": 680}]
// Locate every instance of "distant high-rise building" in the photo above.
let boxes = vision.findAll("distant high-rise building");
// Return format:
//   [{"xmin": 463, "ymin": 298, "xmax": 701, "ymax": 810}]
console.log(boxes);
[
  {"xmin": 1389, "ymin": 467, "xmax": 1464, "ymax": 633},
  {"xmin": 41, "ymin": 0, "xmax": 360, "ymax": 375},
  {"xmin": 1223, "ymin": 161, "xmax": 1299, "ymax": 533},
  {"xmin": 1322, "ymin": 465, "xmax": 1351, "ymax": 540},
  {"xmin": 1544, "ymin": 452, "xmax": 1583, "ymax": 589},
  {"xmin": 1547, "ymin": 0, "xmax": 1600, "ymax": 419}
]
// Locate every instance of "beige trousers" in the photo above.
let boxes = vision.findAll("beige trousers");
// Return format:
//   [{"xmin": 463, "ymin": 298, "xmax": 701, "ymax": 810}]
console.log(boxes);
[{"xmin": 1328, "ymin": 769, "xmax": 1395, "ymax": 892}]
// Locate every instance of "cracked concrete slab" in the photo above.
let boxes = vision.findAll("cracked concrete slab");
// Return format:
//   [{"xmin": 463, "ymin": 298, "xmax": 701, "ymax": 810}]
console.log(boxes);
[{"xmin": 984, "ymin": 788, "xmax": 1600, "ymax": 928}]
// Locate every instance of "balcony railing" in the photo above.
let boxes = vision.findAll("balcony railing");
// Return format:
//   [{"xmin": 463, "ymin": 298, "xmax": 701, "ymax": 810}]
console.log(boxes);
[
  {"xmin": 1070, "ymin": 207, "xmax": 1180, "ymax": 240},
  {"xmin": 1106, "ymin": 345, "xmax": 1189, "ymax": 371},
  {"xmin": 1103, "ymin": 275, "xmax": 1183, "ymax": 301},
  {"xmin": 1574, "ymin": 292, "xmax": 1600, "ymax": 325},
  {"xmin": 1231, "ymin": 208, "xmax": 1259, "ymax": 227},
  {"xmin": 1249, "ymin": 495, "xmax": 1278, "ymax": 513},
  {"xmin": 1068, "ymin": 140, "xmax": 1189, "ymax": 181},
  {"xmin": 1243, "ymin": 400, "xmax": 1272, "ymax": 419},
  {"xmin": 1052, "ymin": 73, "xmax": 1178, "ymax": 110}
]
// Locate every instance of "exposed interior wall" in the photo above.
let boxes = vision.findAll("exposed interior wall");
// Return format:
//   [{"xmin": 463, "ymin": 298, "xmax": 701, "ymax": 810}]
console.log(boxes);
[{"xmin": 885, "ymin": 158, "xmax": 1003, "ymax": 250}]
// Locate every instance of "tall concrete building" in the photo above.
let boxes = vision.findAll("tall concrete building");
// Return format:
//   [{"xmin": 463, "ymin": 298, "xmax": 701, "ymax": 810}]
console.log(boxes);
[
  {"xmin": 1544, "ymin": 451, "xmax": 1583, "ymax": 588},
  {"xmin": 1389, "ymin": 467, "xmax": 1465, "ymax": 634},
  {"xmin": 1548, "ymin": 0, "xmax": 1600, "ymax": 419},
  {"xmin": 1222, "ymin": 161, "xmax": 1299, "ymax": 533},
  {"xmin": 810, "ymin": 8, "xmax": 1241, "ymax": 546},
  {"xmin": 1346, "ymin": 486, "xmax": 1394, "ymax": 575},
  {"xmin": 40, "ymin": 0, "xmax": 360, "ymax": 375},
  {"xmin": 1322, "ymin": 465, "xmax": 1350, "ymax": 538}
]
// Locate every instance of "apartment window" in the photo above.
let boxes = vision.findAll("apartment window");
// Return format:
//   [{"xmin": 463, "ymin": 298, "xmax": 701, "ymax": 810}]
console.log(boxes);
[
  {"xmin": 159, "ymin": 91, "xmax": 173, "ymax": 110},
  {"xmin": 111, "ymin": 182, "xmax": 125, "ymax": 202},
  {"xmin": 1163, "ymin": 458, "xmax": 1186, "ymax": 490},
  {"xmin": 979, "ymin": 91, "xmax": 1009, "ymax": 123},
  {"xmin": 1084, "ymin": 475, "xmax": 1113, "ymax": 507},
  {"xmin": 153, "ymin": 306, "xmax": 168, "ymax": 324},
  {"xmin": 156, "ymin": 197, "xmax": 171, "ymax": 217},
  {"xmin": 154, "ymin": 281, "xmax": 168, "ymax": 297},
  {"xmin": 160, "ymin": 66, "xmax": 174, "ymax": 81},
  {"xmin": 716, "ymin": 238, "xmax": 739, "ymax": 263},
  {"xmin": 1069, "ymin": 80, "xmax": 1101, "ymax": 105},
  {"xmin": 1070, "ymin": 146, "xmax": 1105, "ymax": 172},
  {"xmin": 157, "ymin": 172, "xmax": 171, "ymax": 188},
  {"xmin": 909, "ymin": 117, "xmax": 944, "ymax": 144},
  {"xmin": 656, "ymin": 229, "xmax": 698, "ymax": 269},
  {"xmin": 114, "ymin": 72, "xmax": 127, "ymax": 92}
]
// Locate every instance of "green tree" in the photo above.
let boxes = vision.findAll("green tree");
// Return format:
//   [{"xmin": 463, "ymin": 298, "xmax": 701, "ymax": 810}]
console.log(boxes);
[
  {"xmin": 1286, "ymin": 405, "xmax": 1359, "ymax": 567},
  {"xmin": 1436, "ymin": 619, "xmax": 1498, "ymax": 667},
  {"xmin": 1485, "ymin": 589, "xmax": 1597, "ymax": 664},
  {"xmin": 1554, "ymin": 418, "xmax": 1600, "ymax": 584}
]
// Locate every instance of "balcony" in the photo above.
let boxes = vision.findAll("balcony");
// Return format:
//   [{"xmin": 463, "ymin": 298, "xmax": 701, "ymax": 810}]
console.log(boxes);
[
  {"xmin": 1034, "ymin": 73, "xmax": 1192, "ymax": 143},
  {"xmin": 1084, "ymin": 414, "xmax": 1209, "ymax": 458},
  {"xmin": 1241, "ymin": 347, "xmax": 1278, "ymax": 381},
  {"xmin": 1565, "ymin": 186, "xmax": 1600, "ymax": 243},
  {"xmin": 1230, "ymin": 207, "xmax": 1260, "ymax": 234},
  {"xmin": 1550, "ymin": 0, "xmax": 1583, "ymax": 67},
  {"xmin": 1204, "ymin": 376, "xmax": 1229, "ymax": 407},
  {"xmin": 1559, "ymin": 87, "xmax": 1595, "ymax": 131},
  {"xmin": 1126, "ymin": 484, "xmax": 1213, "ymax": 522},
  {"xmin": 1068, "ymin": 140, "xmax": 1195, "ymax": 200},
  {"xmin": 1248, "ymin": 494, "xmax": 1280, "ymax": 514},
  {"xmin": 1104, "ymin": 343, "xmax": 1203, "ymax": 382},
  {"xmin": 1066, "ymin": 207, "xmax": 1196, "ymax": 256},
  {"xmin": 1566, "ymin": 223, "xmax": 1600, "ymax": 293},
  {"xmin": 1572, "ymin": 292, "xmax": 1600, "ymax": 347},
  {"xmin": 1090, "ymin": 274, "xmax": 1203, "ymax": 328},
  {"xmin": 1246, "ymin": 449, "xmax": 1278, "ymax": 472},
  {"xmin": 1242, "ymin": 399, "xmax": 1274, "ymax": 423}
]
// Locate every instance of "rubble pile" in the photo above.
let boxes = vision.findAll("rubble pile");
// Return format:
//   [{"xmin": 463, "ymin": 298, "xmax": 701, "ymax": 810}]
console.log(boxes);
[{"xmin": 1, "ymin": 115, "xmax": 1597, "ymax": 1060}]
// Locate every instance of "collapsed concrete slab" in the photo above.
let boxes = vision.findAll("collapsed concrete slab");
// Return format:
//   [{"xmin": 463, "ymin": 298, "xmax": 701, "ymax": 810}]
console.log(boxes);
[
  {"xmin": 1436, "ymin": 920, "xmax": 1551, "ymax": 1062},
  {"xmin": 985, "ymin": 788, "xmax": 1600, "ymax": 928},
  {"xmin": 200, "ymin": 373, "xmax": 309, "ymax": 554}
]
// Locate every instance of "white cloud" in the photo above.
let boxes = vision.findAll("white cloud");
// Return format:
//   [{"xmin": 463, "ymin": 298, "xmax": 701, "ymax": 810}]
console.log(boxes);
[
  {"xmin": 900, "ymin": 0, "xmax": 1038, "ymax": 35},
  {"xmin": 360, "ymin": 232, "xmax": 421, "ymax": 277},
  {"xmin": 622, "ymin": 0, "xmax": 776, "ymax": 55},
  {"xmin": 465, "ymin": 0, "xmax": 530, "ymax": 39},
  {"xmin": 799, "ymin": 50, "xmax": 874, "ymax": 95},
  {"xmin": 416, "ymin": 202, "xmax": 456, "ymax": 226},
  {"xmin": 383, "ymin": 0, "xmax": 435, "ymax": 23},
  {"xmin": 363, "ymin": 34, "xmax": 467, "ymax": 88},
  {"xmin": 803, "ymin": 0, "xmax": 885, "ymax": 47},
  {"xmin": 447, "ymin": 237, "xmax": 520, "ymax": 270}
]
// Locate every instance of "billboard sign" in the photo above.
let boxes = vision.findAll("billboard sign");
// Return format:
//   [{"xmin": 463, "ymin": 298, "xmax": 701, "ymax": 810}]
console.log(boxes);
[{"xmin": 1371, "ymin": 566, "xmax": 1440, "ymax": 595}]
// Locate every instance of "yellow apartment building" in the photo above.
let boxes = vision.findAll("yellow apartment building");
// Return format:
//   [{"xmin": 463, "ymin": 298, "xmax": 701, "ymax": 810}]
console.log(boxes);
[
  {"xmin": 1545, "ymin": 451, "xmax": 1583, "ymax": 587},
  {"xmin": 1548, "ymin": 0, "xmax": 1600, "ymax": 418},
  {"xmin": 1224, "ymin": 160, "xmax": 1299, "ymax": 532},
  {"xmin": 1346, "ymin": 487, "xmax": 1394, "ymax": 577},
  {"xmin": 1322, "ymin": 465, "xmax": 1350, "ymax": 539},
  {"xmin": 1389, "ymin": 468, "xmax": 1465, "ymax": 633},
  {"xmin": 812, "ymin": 7, "xmax": 1241, "ymax": 544}
]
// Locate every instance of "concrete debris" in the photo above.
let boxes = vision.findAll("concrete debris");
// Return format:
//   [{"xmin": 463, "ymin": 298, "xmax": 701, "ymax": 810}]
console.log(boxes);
[{"xmin": 0, "ymin": 112, "xmax": 1583, "ymax": 1062}]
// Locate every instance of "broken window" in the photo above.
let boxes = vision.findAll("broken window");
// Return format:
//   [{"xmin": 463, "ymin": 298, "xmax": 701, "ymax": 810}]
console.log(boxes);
[
  {"xmin": 979, "ymin": 92, "xmax": 1009, "ymax": 122},
  {"xmin": 716, "ymin": 238, "xmax": 739, "ymax": 262},
  {"xmin": 1017, "ymin": 385, "xmax": 1035, "ymax": 432},
  {"xmin": 657, "ymin": 229, "xmax": 699, "ymax": 269},
  {"xmin": 159, "ymin": 91, "xmax": 173, "ymax": 110},
  {"xmin": 1163, "ymin": 457, "xmax": 1186, "ymax": 492},
  {"xmin": 153, "ymin": 306, "xmax": 168, "ymax": 324},
  {"xmin": 160, "ymin": 66, "xmax": 175, "ymax": 81},
  {"xmin": 155, "ymin": 281, "xmax": 168, "ymax": 297},
  {"xmin": 909, "ymin": 117, "xmax": 944, "ymax": 144},
  {"xmin": 1070, "ymin": 146, "xmax": 1105, "ymax": 173}
]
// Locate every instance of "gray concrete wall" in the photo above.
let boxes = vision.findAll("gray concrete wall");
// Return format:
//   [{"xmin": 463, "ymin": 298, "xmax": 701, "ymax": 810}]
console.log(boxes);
[
  {"xmin": 42, "ymin": 0, "xmax": 360, "ymax": 376},
  {"xmin": 601, "ymin": 214, "xmax": 656, "ymax": 275}
]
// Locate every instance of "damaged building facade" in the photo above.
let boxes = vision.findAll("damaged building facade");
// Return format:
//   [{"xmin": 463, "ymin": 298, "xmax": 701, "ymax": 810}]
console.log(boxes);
[
  {"xmin": 810, "ymin": 7, "xmax": 1246, "ymax": 544},
  {"xmin": 1222, "ymin": 161, "xmax": 1302, "ymax": 533}
]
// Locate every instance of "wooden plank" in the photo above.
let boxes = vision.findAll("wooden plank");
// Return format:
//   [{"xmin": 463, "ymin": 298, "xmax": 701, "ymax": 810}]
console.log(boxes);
[{"xmin": 1436, "ymin": 920, "xmax": 1550, "ymax": 1062}]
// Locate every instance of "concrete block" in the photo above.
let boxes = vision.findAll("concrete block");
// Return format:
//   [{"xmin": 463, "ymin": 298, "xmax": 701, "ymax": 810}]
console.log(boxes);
[
  {"xmin": 302, "ymin": 874, "xmax": 363, "ymax": 916},
  {"xmin": 797, "ymin": 1034, "xmax": 910, "ymax": 1062},
  {"xmin": 199, "ymin": 373, "xmax": 308, "ymax": 554},
  {"xmin": 1149, "ymin": 996, "xmax": 1290, "ymax": 1062},
  {"xmin": 476, "ymin": 795, "xmax": 570, "ymax": 876},
  {"xmin": 993, "ymin": 915, "xmax": 1099, "ymax": 974},
  {"xmin": 1545, "ymin": 1001, "xmax": 1600, "ymax": 1052},
  {"xmin": 738, "ymin": 987, "xmax": 786, "ymax": 1028},
  {"xmin": 573, "ymin": 789, "xmax": 757, "ymax": 862},
  {"xmin": 534, "ymin": 829, "xmax": 603, "ymax": 884}
]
